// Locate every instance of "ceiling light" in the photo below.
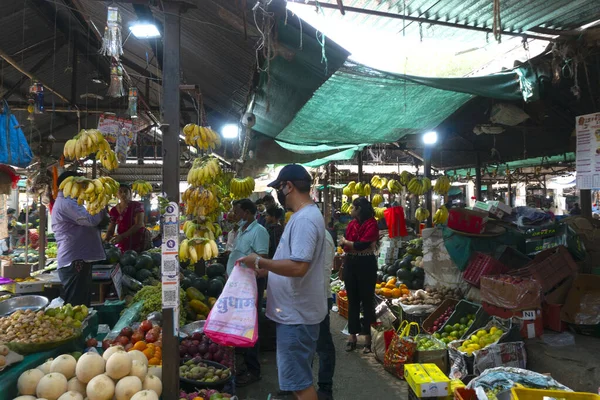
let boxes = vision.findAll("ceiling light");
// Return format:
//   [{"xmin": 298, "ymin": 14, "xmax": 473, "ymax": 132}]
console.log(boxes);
[
  {"xmin": 221, "ymin": 124, "xmax": 239, "ymax": 139},
  {"xmin": 423, "ymin": 131, "xmax": 438, "ymax": 145},
  {"xmin": 130, "ymin": 23, "xmax": 161, "ymax": 39}
]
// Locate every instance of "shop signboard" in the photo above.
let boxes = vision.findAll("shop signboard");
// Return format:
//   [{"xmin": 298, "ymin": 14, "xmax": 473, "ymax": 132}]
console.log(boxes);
[
  {"xmin": 575, "ymin": 112, "xmax": 600, "ymax": 189},
  {"xmin": 161, "ymin": 201, "xmax": 180, "ymax": 334}
]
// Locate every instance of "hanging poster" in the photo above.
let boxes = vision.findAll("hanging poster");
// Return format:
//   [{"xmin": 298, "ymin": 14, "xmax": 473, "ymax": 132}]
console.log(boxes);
[
  {"xmin": 576, "ymin": 112, "xmax": 600, "ymax": 189},
  {"xmin": 97, "ymin": 114, "xmax": 137, "ymax": 146}
]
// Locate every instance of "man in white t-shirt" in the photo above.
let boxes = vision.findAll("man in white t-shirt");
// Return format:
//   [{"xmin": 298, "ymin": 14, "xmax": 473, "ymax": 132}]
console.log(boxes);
[{"xmin": 241, "ymin": 164, "xmax": 327, "ymax": 400}]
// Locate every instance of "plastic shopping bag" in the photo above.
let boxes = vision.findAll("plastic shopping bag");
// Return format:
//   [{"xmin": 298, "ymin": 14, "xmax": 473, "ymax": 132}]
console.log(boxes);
[
  {"xmin": 383, "ymin": 321, "xmax": 419, "ymax": 379},
  {"xmin": 204, "ymin": 262, "xmax": 258, "ymax": 347},
  {"xmin": 0, "ymin": 101, "xmax": 33, "ymax": 168}
]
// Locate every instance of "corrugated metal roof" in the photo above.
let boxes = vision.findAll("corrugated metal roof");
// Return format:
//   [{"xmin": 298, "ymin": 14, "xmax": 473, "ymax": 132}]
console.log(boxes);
[{"xmin": 310, "ymin": 0, "xmax": 600, "ymax": 33}]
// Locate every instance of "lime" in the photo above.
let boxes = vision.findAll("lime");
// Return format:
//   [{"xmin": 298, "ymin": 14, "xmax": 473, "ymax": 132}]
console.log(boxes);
[
  {"xmin": 460, "ymin": 317, "xmax": 468, "ymax": 325},
  {"xmin": 468, "ymin": 319, "xmax": 474, "ymax": 326},
  {"xmin": 453, "ymin": 323, "xmax": 461, "ymax": 330},
  {"xmin": 444, "ymin": 325, "xmax": 453, "ymax": 333},
  {"xmin": 450, "ymin": 331, "xmax": 459, "ymax": 338},
  {"xmin": 433, "ymin": 333, "xmax": 441, "ymax": 339},
  {"xmin": 441, "ymin": 332, "xmax": 449, "ymax": 338}
]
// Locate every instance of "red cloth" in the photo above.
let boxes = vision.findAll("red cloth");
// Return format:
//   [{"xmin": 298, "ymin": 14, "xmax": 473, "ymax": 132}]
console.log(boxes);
[
  {"xmin": 384, "ymin": 206, "xmax": 408, "ymax": 238},
  {"xmin": 109, "ymin": 201, "xmax": 145, "ymax": 252},
  {"xmin": 345, "ymin": 217, "xmax": 379, "ymax": 244}
]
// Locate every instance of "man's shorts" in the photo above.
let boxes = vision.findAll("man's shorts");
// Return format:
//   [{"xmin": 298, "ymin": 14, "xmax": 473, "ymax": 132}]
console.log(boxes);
[{"xmin": 276, "ymin": 323, "xmax": 320, "ymax": 392}]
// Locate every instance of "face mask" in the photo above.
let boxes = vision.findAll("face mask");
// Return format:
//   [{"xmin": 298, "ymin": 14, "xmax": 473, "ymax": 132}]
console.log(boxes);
[
  {"xmin": 277, "ymin": 188, "xmax": 288, "ymax": 210},
  {"xmin": 237, "ymin": 219, "xmax": 246, "ymax": 228}
]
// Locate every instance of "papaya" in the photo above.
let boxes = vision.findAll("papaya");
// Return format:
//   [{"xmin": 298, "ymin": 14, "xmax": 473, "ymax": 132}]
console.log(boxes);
[
  {"xmin": 186, "ymin": 287, "xmax": 206, "ymax": 302},
  {"xmin": 208, "ymin": 297, "xmax": 217, "ymax": 309},
  {"xmin": 189, "ymin": 299, "xmax": 210, "ymax": 316}
]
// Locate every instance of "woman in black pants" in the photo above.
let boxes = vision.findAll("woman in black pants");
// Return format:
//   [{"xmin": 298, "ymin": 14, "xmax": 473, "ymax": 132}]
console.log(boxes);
[{"xmin": 339, "ymin": 197, "xmax": 379, "ymax": 354}]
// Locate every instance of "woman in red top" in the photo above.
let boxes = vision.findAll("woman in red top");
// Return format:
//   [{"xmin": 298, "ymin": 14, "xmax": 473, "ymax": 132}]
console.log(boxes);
[
  {"xmin": 105, "ymin": 184, "xmax": 146, "ymax": 253},
  {"xmin": 339, "ymin": 197, "xmax": 379, "ymax": 353}
]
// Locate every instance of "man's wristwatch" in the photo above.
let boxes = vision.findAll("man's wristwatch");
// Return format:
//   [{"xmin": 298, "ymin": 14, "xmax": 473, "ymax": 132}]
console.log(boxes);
[{"xmin": 254, "ymin": 256, "xmax": 262, "ymax": 270}]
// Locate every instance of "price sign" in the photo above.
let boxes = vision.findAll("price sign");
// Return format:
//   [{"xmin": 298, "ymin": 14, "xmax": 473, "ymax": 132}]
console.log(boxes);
[
  {"xmin": 161, "ymin": 202, "xmax": 180, "ymax": 334},
  {"xmin": 110, "ymin": 264, "xmax": 123, "ymax": 299},
  {"xmin": 522, "ymin": 310, "xmax": 537, "ymax": 320}
]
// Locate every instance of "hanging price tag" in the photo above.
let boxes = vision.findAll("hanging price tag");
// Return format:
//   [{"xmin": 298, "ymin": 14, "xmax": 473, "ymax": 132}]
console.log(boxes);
[{"xmin": 522, "ymin": 310, "xmax": 536, "ymax": 320}]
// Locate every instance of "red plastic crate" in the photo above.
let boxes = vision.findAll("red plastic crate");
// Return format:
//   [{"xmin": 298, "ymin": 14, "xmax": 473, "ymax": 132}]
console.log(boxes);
[
  {"xmin": 336, "ymin": 295, "xmax": 348, "ymax": 319},
  {"xmin": 482, "ymin": 302, "xmax": 543, "ymax": 338},
  {"xmin": 542, "ymin": 303, "xmax": 567, "ymax": 332},
  {"xmin": 463, "ymin": 252, "xmax": 509, "ymax": 287}
]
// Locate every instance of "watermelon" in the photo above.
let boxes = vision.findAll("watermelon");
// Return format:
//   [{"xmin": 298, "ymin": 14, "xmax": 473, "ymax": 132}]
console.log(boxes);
[
  {"xmin": 136, "ymin": 269, "xmax": 153, "ymax": 282},
  {"xmin": 120, "ymin": 253, "xmax": 137, "ymax": 267},
  {"xmin": 150, "ymin": 253, "xmax": 161, "ymax": 267},
  {"xmin": 105, "ymin": 248, "xmax": 121, "ymax": 264},
  {"xmin": 135, "ymin": 254, "xmax": 154, "ymax": 270},
  {"xmin": 388, "ymin": 264, "xmax": 400, "ymax": 275},
  {"xmin": 192, "ymin": 277, "xmax": 209, "ymax": 293},
  {"xmin": 396, "ymin": 269, "xmax": 412, "ymax": 280},
  {"xmin": 411, "ymin": 266, "xmax": 425, "ymax": 279},
  {"xmin": 214, "ymin": 275, "xmax": 226, "ymax": 286},
  {"xmin": 411, "ymin": 278, "xmax": 424, "ymax": 290},
  {"xmin": 399, "ymin": 257, "xmax": 412, "ymax": 269},
  {"xmin": 122, "ymin": 265, "xmax": 137, "ymax": 277},
  {"xmin": 181, "ymin": 277, "xmax": 193, "ymax": 290},
  {"xmin": 383, "ymin": 274, "xmax": 390, "ymax": 282},
  {"xmin": 123, "ymin": 250, "xmax": 138, "ymax": 259},
  {"xmin": 207, "ymin": 279, "xmax": 224, "ymax": 297},
  {"xmin": 206, "ymin": 263, "xmax": 226, "ymax": 278}
]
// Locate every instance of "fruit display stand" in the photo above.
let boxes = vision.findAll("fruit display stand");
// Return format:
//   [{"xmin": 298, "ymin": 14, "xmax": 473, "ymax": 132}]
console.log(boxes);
[{"xmin": 0, "ymin": 311, "xmax": 98, "ymax": 400}]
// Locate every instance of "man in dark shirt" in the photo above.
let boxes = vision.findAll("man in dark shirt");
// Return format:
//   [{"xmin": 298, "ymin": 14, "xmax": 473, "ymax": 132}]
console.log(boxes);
[{"xmin": 265, "ymin": 205, "xmax": 284, "ymax": 258}]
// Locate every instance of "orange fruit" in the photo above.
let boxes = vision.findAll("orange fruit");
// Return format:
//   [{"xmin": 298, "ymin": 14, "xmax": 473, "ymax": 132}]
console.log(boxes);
[
  {"xmin": 133, "ymin": 341, "xmax": 147, "ymax": 351},
  {"xmin": 143, "ymin": 348, "xmax": 155, "ymax": 359},
  {"xmin": 148, "ymin": 357, "xmax": 161, "ymax": 365}
]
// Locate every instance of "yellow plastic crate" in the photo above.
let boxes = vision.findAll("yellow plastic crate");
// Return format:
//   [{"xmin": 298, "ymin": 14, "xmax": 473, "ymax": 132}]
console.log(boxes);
[{"xmin": 512, "ymin": 388, "xmax": 600, "ymax": 400}]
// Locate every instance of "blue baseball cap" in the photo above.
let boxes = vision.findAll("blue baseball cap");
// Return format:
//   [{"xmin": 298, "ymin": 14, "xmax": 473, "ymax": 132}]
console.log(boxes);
[{"xmin": 268, "ymin": 164, "xmax": 312, "ymax": 188}]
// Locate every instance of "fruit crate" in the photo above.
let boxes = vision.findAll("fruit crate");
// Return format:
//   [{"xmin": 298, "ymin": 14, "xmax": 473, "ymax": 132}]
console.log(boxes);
[
  {"xmin": 422, "ymin": 298, "xmax": 459, "ymax": 333},
  {"xmin": 463, "ymin": 252, "xmax": 509, "ymax": 287},
  {"xmin": 511, "ymin": 388, "xmax": 600, "ymax": 400},
  {"xmin": 336, "ymin": 295, "xmax": 348, "ymax": 319},
  {"xmin": 510, "ymin": 246, "xmax": 578, "ymax": 293},
  {"xmin": 439, "ymin": 300, "xmax": 481, "ymax": 338}
]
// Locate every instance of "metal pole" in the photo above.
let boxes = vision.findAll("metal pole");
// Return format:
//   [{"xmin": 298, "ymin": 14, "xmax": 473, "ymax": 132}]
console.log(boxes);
[
  {"xmin": 38, "ymin": 204, "xmax": 46, "ymax": 271},
  {"xmin": 357, "ymin": 151, "xmax": 363, "ymax": 183},
  {"xmin": 161, "ymin": 2, "xmax": 181, "ymax": 399},
  {"xmin": 424, "ymin": 147, "xmax": 433, "ymax": 227},
  {"xmin": 323, "ymin": 163, "xmax": 331, "ymax": 224},
  {"xmin": 581, "ymin": 189, "xmax": 592, "ymax": 219},
  {"xmin": 507, "ymin": 174, "xmax": 513, "ymax": 207},
  {"xmin": 475, "ymin": 154, "xmax": 483, "ymax": 201}
]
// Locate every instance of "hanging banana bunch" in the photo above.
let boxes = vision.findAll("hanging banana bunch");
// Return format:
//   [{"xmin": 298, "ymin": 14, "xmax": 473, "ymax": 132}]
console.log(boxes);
[
  {"xmin": 63, "ymin": 129, "xmax": 119, "ymax": 170},
  {"xmin": 182, "ymin": 124, "xmax": 222, "ymax": 150},
  {"xmin": 132, "ymin": 180, "xmax": 153, "ymax": 197},
  {"xmin": 340, "ymin": 202, "xmax": 353, "ymax": 214},
  {"xmin": 407, "ymin": 177, "xmax": 432, "ymax": 196},
  {"xmin": 59, "ymin": 175, "xmax": 119, "ymax": 215},
  {"xmin": 179, "ymin": 238, "xmax": 220, "ymax": 263},
  {"xmin": 370, "ymin": 175, "xmax": 389, "ymax": 190},
  {"xmin": 387, "ymin": 179, "xmax": 402, "ymax": 194},
  {"xmin": 372, "ymin": 194, "xmax": 384, "ymax": 207},
  {"xmin": 399, "ymin": 171, "xmax": 415, "ymax": 186},
  {"xmin": 230, "ymin": 177, "xmax": 256, "ymax": 199},
  {"xmin": 433, "ymin": 205, "xmax": 449, "ymax": 225},
  {"xmin": 374, "ymin": 207, "xmax": 386, "ymax": 220},
  {"xmin": 182, "ymin": 186, "xmax": 221, "ymax": 218},
  {"xmin": 433, "ymin": 175, "xmax": 451, "ymax": 195},
  {"xmin": 187, "ymin": 156, "xmax": 223, "ymax": 187},
  {"xmin": 415, "ymin": 207, "xmax": 430, "ymax": 221}
]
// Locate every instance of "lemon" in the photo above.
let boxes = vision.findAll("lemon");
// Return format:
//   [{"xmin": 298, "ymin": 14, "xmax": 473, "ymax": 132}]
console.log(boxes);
[
  {"xmin": 469, "ymin": 344, "xmax": 481, "ymax": 351},
  {"xmin": 476, "ymin": 330, "xmax": 487, "ymax": 337},
  {"xmin": 470, "ymin": 335, "xmax": 479, "ymax": 342},
  {"xmin": 457, "ymin": 346, "xmax": 465, "ymax": 352},
  {"xmin": 490, "ymin": 327, "xmax": 498, "ymax": 334},
  {"xmin": 463, "ymin": 340, "xmax": 472, "ymax": 347}
]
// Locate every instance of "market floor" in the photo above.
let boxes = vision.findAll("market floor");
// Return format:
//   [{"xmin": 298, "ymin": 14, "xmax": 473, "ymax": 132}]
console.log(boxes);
[{"xmin": 236, "ymin": 312, "xmax": 408, "ymax": 400}]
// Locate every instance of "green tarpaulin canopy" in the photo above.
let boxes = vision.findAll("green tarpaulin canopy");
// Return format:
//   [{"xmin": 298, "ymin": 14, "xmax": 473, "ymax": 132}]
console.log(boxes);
[{"xmin": 446, "ymin": 153, "xmax": 575, "ymax": 177}]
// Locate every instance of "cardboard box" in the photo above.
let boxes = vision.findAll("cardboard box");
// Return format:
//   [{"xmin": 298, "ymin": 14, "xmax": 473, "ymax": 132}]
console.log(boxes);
[
  {"xmin": 1, "ymin": 261, "xmax": 31, "ymax": 280},
  {"xmin": 405, "ymin": 363, "xmax": 450, "ymax": 398},
  {"xmin": 545, "ymin": 276, "xmax": 574, "ymax": 305},
  {"xmin": 480, "ymin": 275, "xmax": 542, "ymax": 310},
  {"xmin": 448, "ymin": 209, "xmax": 488, "ymax": 234},
  {"xmin": 482, "ymin": 302, "xmax": 543, "ymax": 338},
  {"xmin": 414, "ymin": 349, "xmax": 449, "ymax": 375},
  {"xmin": 560, "ymin": 274, "xmax": 600, "ymax": 327},
  {"xmin": 474, "ymin": 201, "xmax": 512, "ymax": 219}
]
